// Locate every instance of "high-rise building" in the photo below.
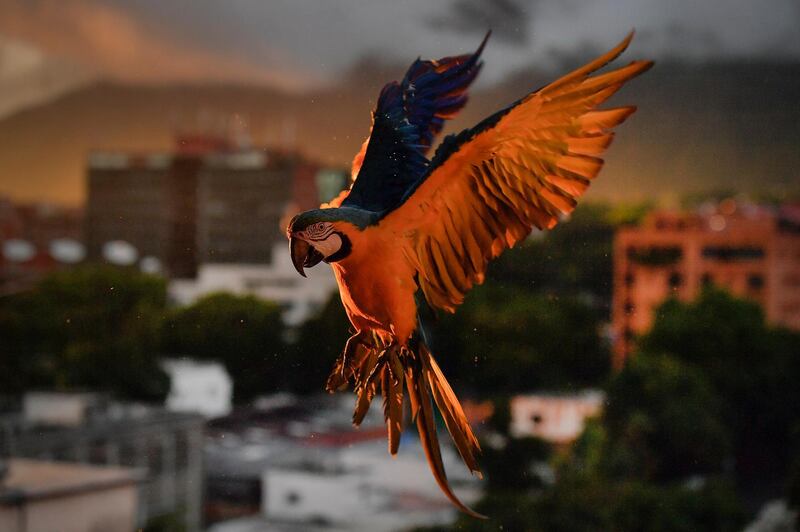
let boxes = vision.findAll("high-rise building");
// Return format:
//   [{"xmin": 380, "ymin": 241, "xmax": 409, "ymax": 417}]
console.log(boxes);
[
  {"xmin": 86, "ymin": 136, "xmax": 346, "ymax": 324},
  {"xmin": 86, "ymin": 153, "xmax": 176, "ymax": 271},
  {"xmin": 611, "ymin": 201, "xmax": 800, "ymax": 367},
  {"xmin": 196, "ymin": 151, "xmax": 296, "ymax": 265},
  {"xmin": 86, "ymin": 136, "xmax": 320, "ymax": 278}
]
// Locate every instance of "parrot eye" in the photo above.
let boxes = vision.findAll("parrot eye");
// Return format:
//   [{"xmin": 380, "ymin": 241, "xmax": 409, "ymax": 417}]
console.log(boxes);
[{"xmin": 306, "ymin": 221, "xmax": 333, "ymax": 240}]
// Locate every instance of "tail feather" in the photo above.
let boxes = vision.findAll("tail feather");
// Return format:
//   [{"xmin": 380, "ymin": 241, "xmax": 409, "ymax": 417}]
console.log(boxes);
[
  {"xmin": 352, "ymin": 347, "xmax": 380, "ymax": 425},
  {"xmin": 327, "ymin": 334, "xmax": 486, "ymax": 519},
  {"xmin": 421, "ymin": 344, "xmax": 482, "ymax": 477},
  {"xmin": 382, "ymin": 358, "xmax": 404, "ymax": 455},
  {"xmin": 414, "ymin": 349, "xmax": 486, "ymax": 519}
]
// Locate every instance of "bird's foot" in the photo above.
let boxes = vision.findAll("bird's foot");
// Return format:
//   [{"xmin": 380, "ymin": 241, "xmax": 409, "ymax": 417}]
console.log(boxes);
[{"xmin": 326, "ymin": 331, "xmax": 377, "ymax": 392}]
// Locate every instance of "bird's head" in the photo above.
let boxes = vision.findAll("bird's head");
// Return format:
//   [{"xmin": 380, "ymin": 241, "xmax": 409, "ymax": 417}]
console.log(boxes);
[{"xmin": 287, "ymin": 208, "xmax": 374, "ymax": 277}]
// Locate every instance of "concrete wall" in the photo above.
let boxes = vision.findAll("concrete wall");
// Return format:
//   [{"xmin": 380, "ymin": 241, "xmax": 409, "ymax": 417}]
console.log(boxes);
[
  {"xmin": 163, "ymin": 359, "xmax": 232, "ymax": 418},
  {"xmin": 0, "ymin": 485, "xmax": 137, "ymax": 532},
  {"xmin": 510, "ymin": 392, "xmax": 604, "ymax": 443},
  {"xmin": 0, "ymin": 409, "xmax": 204, "ymax": 532}
]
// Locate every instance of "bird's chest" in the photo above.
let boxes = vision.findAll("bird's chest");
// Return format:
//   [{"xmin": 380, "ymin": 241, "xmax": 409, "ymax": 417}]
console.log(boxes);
[{"xmin": 330, "ymin": 243, "xmax": 417, "ymax": 338}]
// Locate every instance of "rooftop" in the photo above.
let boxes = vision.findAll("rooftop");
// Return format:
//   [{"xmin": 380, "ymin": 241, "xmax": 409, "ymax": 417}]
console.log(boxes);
[
  {"xmin": 0, "ymin": 459, "xmax": 141, "ymax": 504},
  {"xmin": 633, "ymin": 200, "xmax": 800, "ymax": 234}
]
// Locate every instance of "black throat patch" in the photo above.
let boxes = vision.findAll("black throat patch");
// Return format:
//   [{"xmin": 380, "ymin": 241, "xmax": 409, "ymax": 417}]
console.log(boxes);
[{"xmin": 324, "ymin": 231, "xmax": 352, "ymax": 263}]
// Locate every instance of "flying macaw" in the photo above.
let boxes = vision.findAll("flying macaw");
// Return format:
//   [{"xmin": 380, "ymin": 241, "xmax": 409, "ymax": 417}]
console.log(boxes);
[{"xmin": 287, "ymin": 32, "xmax": 652, "ymax": 516}]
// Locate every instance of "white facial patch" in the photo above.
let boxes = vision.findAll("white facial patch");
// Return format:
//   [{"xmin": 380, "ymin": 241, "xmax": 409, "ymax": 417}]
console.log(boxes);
[{"xmin": 310, "ymin": 233, "xmax": 342, "ymax": 258}]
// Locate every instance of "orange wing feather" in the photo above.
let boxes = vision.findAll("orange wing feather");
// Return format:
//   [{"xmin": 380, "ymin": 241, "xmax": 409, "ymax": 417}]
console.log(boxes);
[{"xmin": 381, "ymin": 32, "xmax": 653, "ymax": 312}]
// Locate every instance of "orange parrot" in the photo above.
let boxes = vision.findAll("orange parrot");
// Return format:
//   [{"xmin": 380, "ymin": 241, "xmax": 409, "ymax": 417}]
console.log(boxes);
[{"xmin": 287, "ymin": 32, "xmax": 652, "ymax": 516}]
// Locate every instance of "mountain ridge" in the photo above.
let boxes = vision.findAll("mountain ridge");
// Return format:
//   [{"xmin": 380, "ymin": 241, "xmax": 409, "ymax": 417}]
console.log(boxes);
[{"xmin": 1, "ymin": 60, "xmax": 798, "ymax": 206}]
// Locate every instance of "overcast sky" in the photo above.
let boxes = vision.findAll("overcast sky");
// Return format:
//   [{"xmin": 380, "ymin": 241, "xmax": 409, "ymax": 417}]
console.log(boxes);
[{"xmin": 0, "ymin": 0, "xmax": 799, "ymax": 117}]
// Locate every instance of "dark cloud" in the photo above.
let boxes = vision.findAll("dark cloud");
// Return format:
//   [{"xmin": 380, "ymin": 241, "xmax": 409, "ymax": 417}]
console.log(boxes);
[
  {"xmin": 429, "ymin": 0, "xmax": 535, "ymax": 45},
  {"xmin": 0, "ymin": 0, "xmax": 798, "ymax": 94},
  {"xmin": 635, "ymin": 23, "xmax": 724, "ymax": 58},
  {"xmin": 0, "ymin": 0, "xmax": 320, "ymax": 89}
]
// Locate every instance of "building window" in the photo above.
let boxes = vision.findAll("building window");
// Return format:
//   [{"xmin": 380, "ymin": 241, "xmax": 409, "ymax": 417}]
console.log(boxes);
[
  {"xmin": 175, "ymin": 431, "xmax": 189, "ymax": 470},
  {"xmin": 668, "ymin": 272, "xmax": 683, "ymax": 289},
  {"xmin": 701, "ymin": 246, "xmax": 765, "ymax": 261},
  {"xmin": 778, "ymin": 217, "xmax": 800, "ymax": 234},
  {"xmin": 624, "ymin": 301, "xmax": 635, "ymax": 315},
  {"xmin": 748, "ymin": 274, "xmax": 764, "ymax": 290},
  {"xmin": 623, "ymin": 327, "xmax": 635, "ymax": 341},
  {"xmin": 624, "ymin": 272, "xmax": 635, "ymax": 287},
  {"xmin": 148, "ymin": 438, "xmax": 163, "ymax": 473},
  {"xmin": 627, "ymin": 246, "xmax": 683, "ymax": 266},
  {"xmin": 701, "ymin": 273, "xmax": 713, "ymax": 287}
]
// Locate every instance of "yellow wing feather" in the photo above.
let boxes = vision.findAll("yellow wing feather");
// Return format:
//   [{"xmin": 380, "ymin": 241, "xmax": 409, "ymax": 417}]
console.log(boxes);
[{"xmin": 381, "ymin": 32, "xmax": 652, "ymax": 312}]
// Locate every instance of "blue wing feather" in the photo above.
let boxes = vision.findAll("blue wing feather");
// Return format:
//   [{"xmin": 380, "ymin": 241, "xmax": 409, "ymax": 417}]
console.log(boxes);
[
  {"xmin": 342, "ymin": 32, "xmax": 490, "ymax": 213},
  {"xmin": 402, "ymin": 31, "xmax": 489, "ymax": 151}
]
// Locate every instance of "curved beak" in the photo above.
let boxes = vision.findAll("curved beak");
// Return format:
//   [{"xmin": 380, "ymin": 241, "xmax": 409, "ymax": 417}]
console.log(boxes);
[{"xmin": 289, "ymin": 236, "xmax": 323, "ymax": 278}]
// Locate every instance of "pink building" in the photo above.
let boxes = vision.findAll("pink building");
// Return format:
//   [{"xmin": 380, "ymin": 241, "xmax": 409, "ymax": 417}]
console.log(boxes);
[{"xmin": 612, "ymin": 201, "xmax": 800, "ymax": 367}]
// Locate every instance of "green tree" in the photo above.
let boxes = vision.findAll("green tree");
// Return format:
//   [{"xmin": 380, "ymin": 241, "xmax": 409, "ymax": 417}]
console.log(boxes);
[
  {"xmin": 487, "ymin": 202, "xmax": 649, "ymax": 314},
  {"xmin": 482, "ymin": 436, "xmax": 551, "ymax": 490},
  {"xmin": 289, "ymin": 294, "xmax": 352, "ymax": 394},
  {"xmin": 788, "ymin": 429, "xmax": 800, "ymax": 509},
  {"xmin": 486, "ymin": 396, "xmax": 511, "ymax": 436},
  {"xmin": 426, "ymin": 289, "xmax": 775, "ymax": 532},
  {"xmin": 555, "ymin": 417, "xmax": 607, "ymax": 481},
  {"xmin": 608, "ymin": 478, "xmax": 743, "ymax": 532},
  {"xmin": 163, "ymin": 293, "xmax": 285, "ymax": 402},
  {"xmin": 436, "ymin": 284, "xmax": 610, "ymax": 393},
  {"xmin": 603, "ymin": 353, "xmax": 730, "ymax": 482},
  {"xmin": 640, "ymin": 288, "xmax": 800, "ymax": 484},
  {"xmin": 0, "ymin": 265, "xmax": 169, "ymax": 400}
]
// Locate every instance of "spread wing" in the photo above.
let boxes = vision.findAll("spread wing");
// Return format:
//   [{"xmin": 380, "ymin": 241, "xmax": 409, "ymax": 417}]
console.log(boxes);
[
  {"xmin": 323, "ymin": 33, "xmax": 489, "ymax": 211},
  {"xmin": 380, "ymin": 32, "xmax": 653, "ymax": 312}
]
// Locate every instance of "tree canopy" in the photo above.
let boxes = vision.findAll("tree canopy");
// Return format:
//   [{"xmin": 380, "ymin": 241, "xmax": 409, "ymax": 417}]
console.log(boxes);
[
  {"xmin": 163, "ymin": 293, "xmax": 285, "ymax": 403},
  {"xmin": 640, "ymin": 288, "xmax": 800, "ymax": 487},
  {"xmin": 429, "ymin": 287, "xmax": 800, "ymax": 531},
  {"xmin": 435, "ymin": 283, "xmax": 610, "ymax": 393},
  {"xmin": 0, "ymin": 265, "xmax": 169, "ymax": 400}
]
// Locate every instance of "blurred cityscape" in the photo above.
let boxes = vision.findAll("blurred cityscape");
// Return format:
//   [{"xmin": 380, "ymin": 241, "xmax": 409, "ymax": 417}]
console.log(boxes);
[
  {"xmin": 1, "ymin": 1, "xmax": 800, "ymax": 531},
  {"xmin": 1, "ymin": 128, "xmax": 799, "ymax": 531}
]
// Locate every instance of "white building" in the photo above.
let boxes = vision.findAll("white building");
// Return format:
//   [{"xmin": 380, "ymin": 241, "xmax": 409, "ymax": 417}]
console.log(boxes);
[
  {"xmin": 22, "ymin": 392, "xmax": 107, "ymax": 428},
  {"xmin": 260, "ymin": 437, "xmax": 481, "ymax": 532},
  {"xmin": 169, "ymin": 243, "xmax": 337, "ymax": 327},
  {"xmin": 0, "ymin": 459, "xmax": 141, "ymax": 532},
  {"xmin": 163, "ymin": 359, "xmax": 233, "ymax": 418},
  {"xmin": 206, "ymin": 394, "xmax": 482, "ymax": 532},
  {"xmin": 510, "ymin": 390, "xmax": 605, "ymax": 444},
  {"xmin": 3, "ymin": 393, "xmax": 205, "ymax": 531}
]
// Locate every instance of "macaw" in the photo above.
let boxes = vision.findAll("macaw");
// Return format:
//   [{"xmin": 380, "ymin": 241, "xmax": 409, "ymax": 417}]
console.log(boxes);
[{"xmin": 287, "ymin": 32, "xmax": 651, "ymax": 516}]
